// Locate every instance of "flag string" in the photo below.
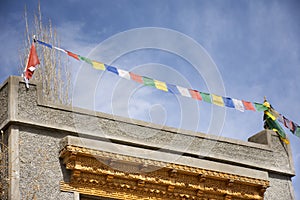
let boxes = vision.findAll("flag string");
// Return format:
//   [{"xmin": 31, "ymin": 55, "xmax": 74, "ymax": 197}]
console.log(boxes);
[{"xmin": 34, "ymin": 39, "xmax": 300, "ymax": 139}]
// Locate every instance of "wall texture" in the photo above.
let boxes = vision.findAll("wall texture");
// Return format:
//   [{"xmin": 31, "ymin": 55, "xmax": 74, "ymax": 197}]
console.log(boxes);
[
  {"xmin": 18, "ymin": 126, "xmax": 73, "ymax": 200},
  {"xmin": 0, "ymin": 76, "xmax": 296, "ymax": 200},
  {"xmin": 0, "ymin": 82, "xmax": 8, "ymax": 126}
]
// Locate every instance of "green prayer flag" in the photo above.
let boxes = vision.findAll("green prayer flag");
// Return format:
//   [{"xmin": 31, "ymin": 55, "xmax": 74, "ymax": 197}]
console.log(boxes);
[
  {"xmin": 142, "ymin": 77, "xmax": 155, "ymax": 87},
  {"xmin": 295, "ymin": 126, "xmax": 300, "ymax": 138},
  {"xmin": 265, "ymin": 116, "xmax": 287, "ymax": 139},
  {"xmin": 78, "ymin": 55, "xmax": 93, "ymax": 65},
  {"xmin": 200, "ymin": 92, "xmax": 211, "ymax": 103},
  {"xmin": 254, "ymin": 103, "xmax": 268, "ymax": 112}
]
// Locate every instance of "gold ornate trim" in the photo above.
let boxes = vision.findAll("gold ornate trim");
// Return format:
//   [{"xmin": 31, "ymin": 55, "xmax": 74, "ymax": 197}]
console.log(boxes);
[{"xmin": 60, "ymin": 145, "xmax": 269, "ymax": 200}]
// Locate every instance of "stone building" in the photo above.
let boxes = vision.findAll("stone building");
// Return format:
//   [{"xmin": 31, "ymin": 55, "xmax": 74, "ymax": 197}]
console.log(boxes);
[{"xmin": 0, "ymin": 76, "xmax": 296, "ymax": 199}]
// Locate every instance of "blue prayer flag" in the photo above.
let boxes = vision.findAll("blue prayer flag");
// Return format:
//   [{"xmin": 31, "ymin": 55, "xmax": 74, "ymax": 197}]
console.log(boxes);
[
  {"xmin": 106, "ymin": 65, "xmax": 119, "ymax": 75},
  {"xmin": 167, "ymin": 83, "xmax": 180, "ymax": 94},
  {"xmin": 37, "ymin": 40, "xmax": 52, "ymax": 49},
  {"xmin": 223, "ymin": 97, "xmax": 235, "ymax": 108}
]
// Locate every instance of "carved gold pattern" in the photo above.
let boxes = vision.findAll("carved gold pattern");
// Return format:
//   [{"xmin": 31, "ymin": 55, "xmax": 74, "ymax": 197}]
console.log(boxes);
[{"xmin": 60, "ymin": 145, "xmax": 269, "ymax": 200}]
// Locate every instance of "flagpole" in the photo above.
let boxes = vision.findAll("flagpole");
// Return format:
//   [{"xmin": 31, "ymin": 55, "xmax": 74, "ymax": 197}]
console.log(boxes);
[
  {"xmin": 22, "ymin": 35, "xmax": 39, "ymax": 88},
  {"xmin": 22, "ymin": 46, "xmax": 31, "ymax": 88}
]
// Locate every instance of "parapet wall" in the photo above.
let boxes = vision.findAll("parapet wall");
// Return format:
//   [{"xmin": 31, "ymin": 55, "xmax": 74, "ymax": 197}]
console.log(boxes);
[{"xmin": 0, "ymin": 76, "xmax": 296, "ymax": 200}]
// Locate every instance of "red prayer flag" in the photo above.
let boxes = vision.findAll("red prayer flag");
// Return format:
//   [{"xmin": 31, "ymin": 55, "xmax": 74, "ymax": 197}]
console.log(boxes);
[
  {"xmin": 242, "ymin": 100, "xmax": 255, "ymax": 111},
  {"xmin": 24, "ymin": 43, "xmax": 40, "ymax": 80},
  {"xmin": 189, "ymin": 89, "xmax": 202, "ymax": 100},
  {"xmin": 283, "ymin": 116, "xmax": 295, "ymax": 132},
  {"xmin": 129, "ymin": 72, "xmax": 143, "ymax": 83},
  {"xmin": 66, "ymin": 50, "xmax": 79, "ymax": 60}
]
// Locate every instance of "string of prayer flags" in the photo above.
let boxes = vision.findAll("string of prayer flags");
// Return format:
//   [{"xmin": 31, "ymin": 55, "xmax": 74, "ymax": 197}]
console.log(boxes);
[
  {"xmin": 34, "ymin": 38, "xmax": 300, "ymax": 141},
  {"xmin": 33, "ymin": 39, "xmax": 270, "ymax": 112},
  {"xmin": 31, "ymin": 40, "xmax": 267, "ymax": 111}
]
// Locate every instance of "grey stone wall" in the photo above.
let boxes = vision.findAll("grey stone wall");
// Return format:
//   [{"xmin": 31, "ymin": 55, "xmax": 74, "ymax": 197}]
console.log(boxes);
[
  {"xmin": 0, "ymin": 82, "xmax": 8, "ymax": 126},
  {"xmin": 265, "ymin": 173, "xmax": 295, "ymax": 200},
  {"xmin": 0, "ymin": 76, "xmax": 296, "ymax": 200},
  {"xmin": 18, "ymin": 126, "xmax": 73, "ymax": 200},
  {"xmin": 0, "ymin": 129, "xmax": 9, "ymax": 200}
]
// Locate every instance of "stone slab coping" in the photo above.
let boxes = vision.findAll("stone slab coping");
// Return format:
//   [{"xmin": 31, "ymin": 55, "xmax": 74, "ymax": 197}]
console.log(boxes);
[{"xmin": 60, "ymin": 135, "xmax": 269, "ymax": 181}]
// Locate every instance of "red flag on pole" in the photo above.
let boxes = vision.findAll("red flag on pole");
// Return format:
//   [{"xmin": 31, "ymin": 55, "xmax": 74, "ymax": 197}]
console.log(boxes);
[{"xmin": 23, "ymin": 43, "xmax": 40, "ymax": 88}]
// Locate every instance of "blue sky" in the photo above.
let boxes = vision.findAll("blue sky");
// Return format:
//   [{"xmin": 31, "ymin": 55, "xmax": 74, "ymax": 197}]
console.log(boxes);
[{"xmin": 1, "ymin": 0, "xmax": 300, "ymax": 198}]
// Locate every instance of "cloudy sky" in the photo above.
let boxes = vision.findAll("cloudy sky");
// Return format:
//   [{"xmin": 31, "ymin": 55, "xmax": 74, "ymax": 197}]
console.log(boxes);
[{"xmin": 1, "ymin": 0, "xmax": 300, "ymax": 198}]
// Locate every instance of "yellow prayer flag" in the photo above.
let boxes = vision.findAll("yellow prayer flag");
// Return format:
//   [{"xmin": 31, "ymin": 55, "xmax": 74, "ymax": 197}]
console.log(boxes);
[
  {"xmin": 263, "ymin": 101, "xmax": 271, "ymax": 108},
  {"xmin": 265, "ymin": 111, "xmax": 276, "ymax": 121},
  {"xmin": 211, "ymin": 94, "xmax": 224, "ymax": 107},
  {"xmin": 280, "ymin": 137, "xmax": 290, "ymax": 144},
  {"xmin": 154, "ymin": 80, "xmax": 168, "ymax": 92},
  {"xmin": 92, "ymin": 61, "xmax": 105, "ymax": 71}
]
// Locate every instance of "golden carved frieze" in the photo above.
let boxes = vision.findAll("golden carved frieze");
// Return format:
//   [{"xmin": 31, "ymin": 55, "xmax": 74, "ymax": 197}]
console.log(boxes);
[{"xmin": 60, "ymin": 145, "xmax": 269, "ymax": 200}]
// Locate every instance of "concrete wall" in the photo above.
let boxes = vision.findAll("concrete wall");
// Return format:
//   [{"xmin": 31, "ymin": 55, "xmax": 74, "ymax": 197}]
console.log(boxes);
[{"xmin": 0, "ymin": 76, "xmax": 296, "ymax": 200}]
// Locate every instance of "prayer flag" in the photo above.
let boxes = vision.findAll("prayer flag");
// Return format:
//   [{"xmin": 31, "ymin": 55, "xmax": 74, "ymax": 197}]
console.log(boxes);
[
  {"xmin": 167, "ymin": 83, "xmax": 180, "ymax": 94},
  {"xmin": 53, "ymin": 46, "xmax": 67, "ymax": 53},
  {"xmin": 211, "ymin": 94, "xmax": 224, "ymax": 107},
  {"xmin": 283, "ymin": 116, "xmax": 295, "ymax": 132},
  {"xmin": 278, "ymin": 114, "xmax": 284, "ymax": 124},
  {"xmin": 294, "ymin": 125, "xmax": 300, "ymax": 137},
  {"xmin": 189, "ymin": 89, "xmax": 202, "ymax": 100},
  {"xmin": 200, "ymin": 92, "xmax": 211, "ymax": 103},
  {"xmin": 23, "ymin": 43, "xmax": 40, "ymax": 88},
  {"xmin": 223, "ymin": 97, "xmax": 235, "ymax": 108},
  {"xmin": 242, "ymin": 100, "xmax": 255, "ymax": 111},
  {"xmin": 37, "ymin": 40, "xmax": 52, "ymax": 48},
  {"xmin": 232, "ymin": 99, "xmax": 244, "ymax": 112},
  {"xmin": 177, "ymin": 86, "xmax": 191, "ymax": 97},
  {"xmin": 129, "ymin": 72, "xmax": 143, "ymax": 83},
  {"xmin": 265, "ymin": 111, "xmax": 276, "ymax": 121},
  {"xmin": 270, "ymin": 108, "xmax": 280, "ymax": 119},
  {"xmin": 66, "ymin": 50, "xmax": 79, "ymax": 60},
  {"xmin": 117, "ymin": 69, "xmax": 131, "ymax": 80},
  {"xmin": 79, "ymin": 55, "xmax": 93, "ymax": 65},
  {"xmin": 154, "ymin": 80, "xmax": 168, "ymax": 92},
  {"xmin": 92, "ymin": 61, "xmax": 106, "ymax": 71},
  {"xmin": 254, "ymin": 103, "xmax": 268, "ymax": 112},
  {"xmin": 143, "ymin": 77, "xmax": 155, "ymax": 87},
  {"xmin": 264, "ymin": 115, "xmax": 289, "ymax": 144},
  {"xmin": 106, "ymin": 65, "xmax": 119, "ymax": 75}
]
